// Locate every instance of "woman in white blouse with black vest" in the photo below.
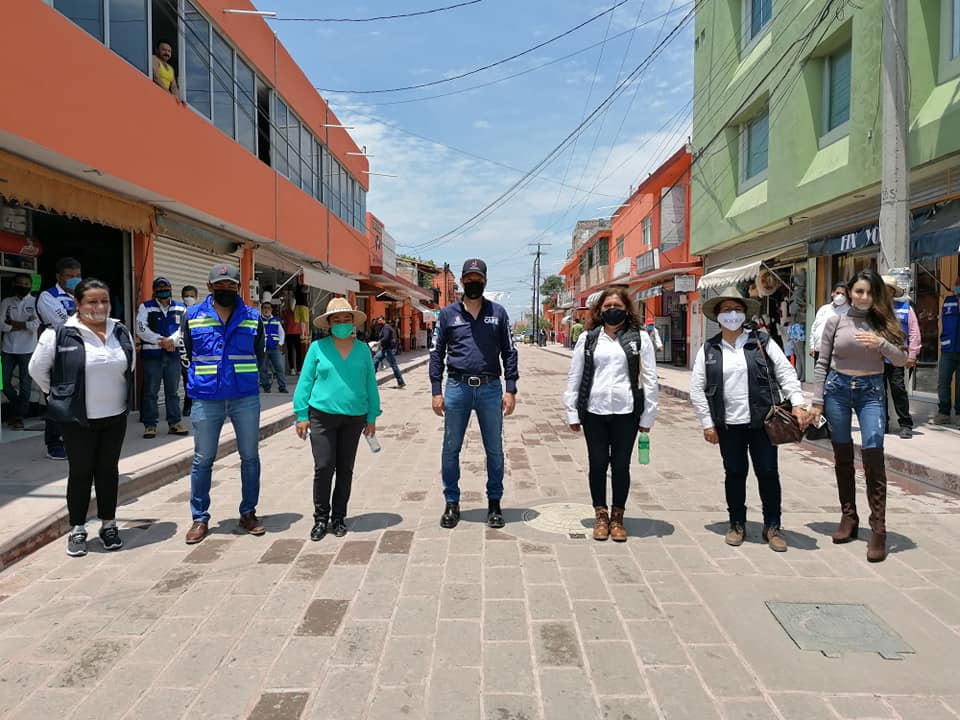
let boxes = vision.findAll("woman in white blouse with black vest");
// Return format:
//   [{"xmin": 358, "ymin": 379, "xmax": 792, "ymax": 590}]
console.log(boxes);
[
  {"xmin": 564, "ymin": 287, "xmax": 658, "ymax": 542},
  {"xmin": 29, "ymin": 278, "xmax": 135, "ymax": 558}
]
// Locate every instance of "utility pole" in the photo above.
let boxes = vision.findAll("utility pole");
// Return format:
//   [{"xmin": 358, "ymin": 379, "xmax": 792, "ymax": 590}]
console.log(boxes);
[
  {"xmin": 879, "ymin": 0, "xmax": 911, "ymax": 292},
  {"xmin": 529, "ymin": 241, "xmax": 551, "ymax": 344}
]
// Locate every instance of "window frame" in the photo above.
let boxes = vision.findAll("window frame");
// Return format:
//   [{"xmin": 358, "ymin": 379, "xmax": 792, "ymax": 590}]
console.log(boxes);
[
  {"xmin": 741, "ymin": 0, "xmax": 772, "ymax": 55},
  {"xmin": 616, "ymin": 235, "xmax": 625, "ymax": 259},
  {"xmin": 52, "ymin": 0, "xmax": 150, "ymax": 74},
  {"xmin": 738, "ymin": 109, "xmax": 769, "ymax": 193},
  {"xmin": 211, "ymin": 29, "xmax": 236, "ymax": 139},
  {"xmin": 939, "ymin": 0, "xmax": 960, "ymax": 81},
  {"xmin": 641, "ymin": 217, "xmax": 652, "ymax": 248},
  {"xmin": 820, "ymin": 43, "xmax": 851, "ymax": 148}
]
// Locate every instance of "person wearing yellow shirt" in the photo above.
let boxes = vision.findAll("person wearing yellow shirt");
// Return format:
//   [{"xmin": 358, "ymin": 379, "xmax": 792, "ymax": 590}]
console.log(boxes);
[{"xmin": 152, "ymin": 41, "xmax": 184, "ymax": 104}]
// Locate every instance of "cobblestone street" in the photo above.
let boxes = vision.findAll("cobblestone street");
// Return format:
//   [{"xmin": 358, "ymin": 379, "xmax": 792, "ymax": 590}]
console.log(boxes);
[{"xmin": 1, "ymin": 346, "xmax": 959, "ymax": 720}]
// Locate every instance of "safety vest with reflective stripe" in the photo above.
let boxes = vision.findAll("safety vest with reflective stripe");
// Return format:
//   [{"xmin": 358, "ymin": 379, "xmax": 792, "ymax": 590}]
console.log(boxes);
[
  {"xmin": 264, "ymin": 316, "xmax": 283, "ymax": 350},
  {"xmin": 185, "ymin": 296, "xmax": 261, "ymax": 400}
]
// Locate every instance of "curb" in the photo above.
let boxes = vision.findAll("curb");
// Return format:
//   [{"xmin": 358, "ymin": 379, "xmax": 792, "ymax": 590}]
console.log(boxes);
[{"xmin": 0, "ymin": 355, "xmax": 431, "ymax": 571}]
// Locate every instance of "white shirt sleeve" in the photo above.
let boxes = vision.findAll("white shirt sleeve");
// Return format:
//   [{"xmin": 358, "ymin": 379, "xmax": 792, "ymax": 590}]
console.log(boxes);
[
  {"xmin": 136, "ymin": 303, "xmax": 164, "ymax": 344},
  {"xmin": 766, "ymin": 337, "xmax": 805, "ymax": 407},
  {"xmin": 689, "ymin": 345, "xmax": 713, "ymax": 429},
  {"xmin": 0, "ymin": 298, "xmax": 13, "ymax": 333},
  {"xmin": 562, "ymin": 332, "xmax": 588, "ymax": 425},
  {"xmin": 36, "ymin": 291, "xmax": 69, "ymax": 328},
  {"xmin": 278, "ymin": 324, "xmax": 285, "ymax": 346},
  {"xmin": 638, "ymin": 331, "xmax": 659, "ymax": 428},
  {"xmin": 810, "ymin": 304, "xmax": 831, "ymax": 352},
  {"xmin": 167, "ymin": 309, "xmax": 183, "ymax": 345},
  {"xmin": 28, "ymin": 328, "xmax": 57, "ymax": 394}
]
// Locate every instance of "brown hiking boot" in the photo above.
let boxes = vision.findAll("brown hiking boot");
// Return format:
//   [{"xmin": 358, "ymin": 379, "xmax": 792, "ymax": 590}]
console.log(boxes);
[
  {"xmin": 831, "ymin": 442, "xmax": 859, "ymax": 543},
  {"xmin": 593, "ymin": 507, "xmax": 610, "ymax": 541},
  {"xmin": 725, "ymin": 522, "xmax": 745, "ymax": 547},
  {"xmin": 862, "ymin": 448, "xmax": 888, "ymax": 563},
  {"xmin": 762, "ymin": 526, "xmax": 788, "ymax": 552},
  {"xmin": 239, "ymin": 512, "xmax": 266, "ymax": 536},
  {"xmin": 609, "ymin": 507, "xmax": 627, "ymax": 542},
  {"xmin": 185, "ymin": 521, "xmax": 208, "ymax": 544}
]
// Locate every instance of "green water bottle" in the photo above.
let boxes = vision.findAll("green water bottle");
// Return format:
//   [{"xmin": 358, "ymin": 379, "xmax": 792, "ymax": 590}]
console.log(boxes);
[{"xmin": 637, "ymin": 432, "xmax": 650, "ymax": 465}]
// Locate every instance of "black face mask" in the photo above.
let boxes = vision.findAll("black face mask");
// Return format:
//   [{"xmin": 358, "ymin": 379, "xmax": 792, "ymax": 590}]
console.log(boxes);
[
  {"xmin": 13, "ymin": 286, "xmax": 30, "ymax": 298},
  {"xmin": 463, "ymin": 281, "xmax": 485, "ymax": 300},
  {"xmin": 213, "ymin": 289, "xmax": 238, "ymax": 308},
  {"xmin": 155, "ymin": 290, "xmax": 172, "ymax": 300},
  {"xmin": 601, "ymin": 307, "xmax": 627, "ymax": 327}
]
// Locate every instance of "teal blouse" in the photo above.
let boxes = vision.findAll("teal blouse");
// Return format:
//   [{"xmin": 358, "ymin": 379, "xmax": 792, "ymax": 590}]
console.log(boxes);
[{"xmin": 293, "ymin": 337, "xmax": 382, "ymax": 423}]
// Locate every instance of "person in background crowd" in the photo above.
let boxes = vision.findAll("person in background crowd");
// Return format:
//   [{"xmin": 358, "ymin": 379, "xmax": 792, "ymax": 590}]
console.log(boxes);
[
  {"xmin": 294, "ymin": 288, "xmax": 311, "ymax": 365},
  {"xmin": 430, "ymin": 258, "xmax": 519, "ymax": 530},
  {"xmin": 570, "ymin": 317, "xmax": 585, "ymax": 347},
  {"xmin": 689, "ymin": 287, "xmax": 809, "ymax": 553},
  {"xmin": 564, "ymin": 287, "xmax": 659, "ymax": 542},
  {"xmin": 181, "ymin": 264, "xmax": 265, "ymax": 545},
  {"xmin": 136, "ymin": 277, "xmax": 189, "ymax": 439},
  {"xmin": 933, "ymin": 275, "xmax": 960, "ymax": 425},
  {"xmin": 180, "ymin": 286, "xmax": 199, "ymax": 417},
  {"xmin": 810, "ymin": 283, "xmax": 849, "ymax": 361},
  {"xmin": 282, "ymin": 290, "xmax": 303, "ymax": 375},
  {"xmin": 881, "ymin": 275, "xmax": 920, "ymax": 438},
  {"xmin": 294, "ymin": 298, "xmax": 381, "ymax": 540},
  {"xmin": 36, "ymin": 256, "xmax": 82, "ymax": 460},
  {"xmin": 152, "ymin": 40, "xmax": 184, "ymax": 103},
  {"xmin": 372, "ymin": 315, "xmax": 406, "ymax": 388},
  {"xmin": 260, "ymin": 300, "xmax": 287, "ymax": 393},
  {"xmin": 1, "ymin": 274, "xmax": 39, "ymax": 430},
  {"xmin": 29, "ymin": 279, "xmax": 135, "ymax": 557},
  {"xmin": 645, "ymin": 322, "xmax": 664, "ymax": 352},
  {"xmin": 810, "ymin": 270, "xmax": 908, "ymax": 563}
]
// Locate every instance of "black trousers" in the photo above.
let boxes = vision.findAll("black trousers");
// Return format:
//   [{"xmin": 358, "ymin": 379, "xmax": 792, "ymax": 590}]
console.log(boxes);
[
  {"xmin": 716, "ymin": 424, "xmax": 781, "ymax": 527},
  {"xmin": 180, "ymin": 364, "xmax": 192, "ymax": 416},
  {"xmin": 883, "ymin": 363, "xmax": 913, "ymax": 429},
  {"xmin": 286, "ymin": 336, "xmax": 303, "ymax": 372},
  {"xmin": 309, "ymin": 408, "xmax": 366, "ymax": 520},
  {"xmin": 61, "ymin": 414, "xmax": 127, "ymax": 526},
  {"xmin": 45, "ymin": 418, "xmax": 63, "ymax": 450},
  {"xmin": 581, "ymin": 412, "xmax": 638, "ymax": 508}
]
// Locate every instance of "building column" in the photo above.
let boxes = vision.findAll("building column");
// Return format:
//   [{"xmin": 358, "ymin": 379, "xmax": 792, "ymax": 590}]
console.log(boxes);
[
  {"xmin": 241, "ymin": 245, "xmax": 255, "ymax": 304},
  {"xmin": 133, "ymin": 231, "xmax": 154, "ymax": 305}
]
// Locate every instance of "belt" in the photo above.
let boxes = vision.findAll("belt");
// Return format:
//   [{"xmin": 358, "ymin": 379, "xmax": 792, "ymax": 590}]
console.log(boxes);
[{"xmin": 448, "ymin": 373, "xmax": 498, "ymax": 387}]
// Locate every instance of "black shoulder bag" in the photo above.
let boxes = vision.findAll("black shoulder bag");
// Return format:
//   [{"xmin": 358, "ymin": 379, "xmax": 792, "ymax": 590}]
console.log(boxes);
[{"xmin": 753, "ymin": 329, "xmax": 804, "ymax": 445}]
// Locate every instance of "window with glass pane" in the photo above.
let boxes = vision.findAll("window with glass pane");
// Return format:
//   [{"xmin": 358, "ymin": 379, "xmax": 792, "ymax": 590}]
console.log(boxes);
[
  {"xmin": 109, "ymin": 0, "xmax": 148, "ymax": 73},
  {"xmin": 184, "ymin": 2, "xmax": 211, "ymax": 118},
  {"xmin": 359, "ymin": 188, "xmax": 367, "ymax": 230},
  {"xmin": 212, "ymin": 32, "xmax": 235, "ymax": 138},
  {"xmin": 338, "ymin": 165, "xmax": 347, "ymax": 219},
  {"xmin": 274, "ymin": 99, "xmax": 288, "ymax": 176},
  {"xmin": 744, "ymin": 111, "xmax": 769, "ymax": 180},
  {"xmin": 288, "ymin": 116, "xmax": 302, "ymax": 187},
  {"xmin": 749, "ymin": 0, "xmax": 771, "ymax": 39},
  {"xmin": 826, "ymin": 45, "xmax": 851, "ymax": 132},
  {"xmin": 236, "ymin": 59, "xmax": 256, "ymax": 154},
  {"xmin": 642, "ymin": 217, "xmax": 652, "ymax": 246},
  {"xmin": 354, "ymin": 183, "xmax": 363, "ymax": 230},
  {"xmin": 315, "ymin": 143, "xmax": 324, "ymax": 202},
  {"xmin": 55, "ymin": 0, "xmax": 103, "ymax": 41},
  {"xmin": 616, "ymin": 236, "xmax": 624, "ymax": 258},
  {"xmin": 300, "ymin": 126, "xmax": 312, "ymax": 193},
  {"xmin": 952, "ymin": 0, "xmax": 960, "ymax": 58}
]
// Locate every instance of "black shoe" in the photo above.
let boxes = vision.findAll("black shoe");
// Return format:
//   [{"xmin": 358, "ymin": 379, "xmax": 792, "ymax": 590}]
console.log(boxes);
[
  {"xmin": 98, "ymin": 525, "xmax": 123, "ymax": 551},
  {"xmin": 440, "ymin": 502, "xmax": 460, "ymax": 529},
  {"xmin": 66, "ymin": 529, "xmax": 87, "ymax": 557},
  {"xmin": 331, "ymin": 517, "xmax": 348, "ymax": 537},
  {"xmin": 310, "ymin": 518, "xmax": 328, "ymax": 541},
  {"xmin": 278, "ymin": 387, "xmax": 288, "ymax": 394},
  {"xmin": 262, "ymin": 387, "xmax": 271, "ymax": 393},
  {"xmin": 899, "ymin": 426, "xmax": 913, "ymax": 439},
  {"xmin": 487, "ymin": 499, "xmax": 505, "ymax": 529}
]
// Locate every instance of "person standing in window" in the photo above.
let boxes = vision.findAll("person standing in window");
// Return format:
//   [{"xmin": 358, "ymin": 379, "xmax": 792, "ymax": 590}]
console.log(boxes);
[
  {"xmin": 152, "ymin": 41, "xmax": 184, "ymax": 104},
  {"xmin": 689, "ymin": 287, "xmax": 809, "ymax": 553},
  {"xmin": 29, "ymin": 279, "xmax": 135, "ymax": 557},
  {"xmin": 372, "ymin": 315, "xmax": 406, "ymax": 388},
  {"xmin": 1, "ymin": 274, "xmax": 40, "ymax": 430},
  {"xmin": 564, "ymin": 288, "xmax": 659, "ymax": 542},
  {"xmin": 933, "ymin": 275, "xmax": 960, "ymax": 425},
  {"xmin": 259, "ymin": 300, "xmax": 287, "ymax": 393},
  {"xmin": 810, "ymin": 270, "xmax": 908, "ymax": 563}
]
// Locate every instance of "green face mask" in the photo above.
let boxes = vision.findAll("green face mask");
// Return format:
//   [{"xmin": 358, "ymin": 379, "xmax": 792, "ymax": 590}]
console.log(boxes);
[{"xmin": 330, "ymin": 323, "xmax": 353, "ymax": 339}]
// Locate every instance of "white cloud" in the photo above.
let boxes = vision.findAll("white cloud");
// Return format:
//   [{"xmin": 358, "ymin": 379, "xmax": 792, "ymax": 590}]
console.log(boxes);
[{"xmin": 473, "ymin": 120, "xmax": 491, "ymax": 129}]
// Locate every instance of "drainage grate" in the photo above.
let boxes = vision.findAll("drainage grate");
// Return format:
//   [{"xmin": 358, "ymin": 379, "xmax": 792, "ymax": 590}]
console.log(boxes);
[
  {"xmin": 766, "ymin": 602, "xmax": 914, "ymax": 660},
  {"xmin": 522, "ymin": 502, "xmax": 595, "ymax": 536}
]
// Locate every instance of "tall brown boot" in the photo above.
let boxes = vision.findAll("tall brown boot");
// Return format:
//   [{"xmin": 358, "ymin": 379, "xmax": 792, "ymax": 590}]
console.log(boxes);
[
  {"xmin": 609, "ymin": 507, "xmax": 627, "ymax": 542},
  {"xmin": 861, "ymin": 448, "xmax": 888, "ymax": 563},
  {"xmin": 593, "ymin": 507, "xmax": 610, "ymax": 541},
  {"xmin": 831, "ymin": 442, "xmax": 859, "ymax": 543}
]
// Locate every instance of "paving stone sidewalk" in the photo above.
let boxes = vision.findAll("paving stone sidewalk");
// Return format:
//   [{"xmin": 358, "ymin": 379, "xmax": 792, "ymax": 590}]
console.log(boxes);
[{"xmin": 0, "ymin": 346, "xmax": 959, "ymax": 720}]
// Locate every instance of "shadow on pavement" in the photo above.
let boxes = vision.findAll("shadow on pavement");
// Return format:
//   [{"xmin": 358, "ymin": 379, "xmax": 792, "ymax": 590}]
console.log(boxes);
[
  {"xmin": 348, "ymin": 512, "xmax": 403, "ymax": 532},
  {"xmin": 459, "ymin": 507, "xmax": 528, "ymax": 525},
  {"xmin": 805, "ymin": 522, "xmax": 917, "ymax": 554},
  {"xmin": 704, "ymin": 521, "xmax": 820, "ymax": 551}
]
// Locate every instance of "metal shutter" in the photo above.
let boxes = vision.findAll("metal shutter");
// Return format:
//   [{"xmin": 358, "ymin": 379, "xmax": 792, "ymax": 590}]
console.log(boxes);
[{"xmin": 152, "ymin": 236, "xmax": 241, "ymax": 299}]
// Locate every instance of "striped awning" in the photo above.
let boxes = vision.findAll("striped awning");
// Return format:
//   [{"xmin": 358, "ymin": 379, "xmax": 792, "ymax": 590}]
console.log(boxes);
[
  {"xmin": 697, "ymin": 261, "xmax": 762, "ymax": 290},
  {"xmin": 585, "ymin": 291, "xmax": 603, "ymax": 308},
  {"xmin": 636, "ymin": 285, "xmax": 663, "ymax": 300}
]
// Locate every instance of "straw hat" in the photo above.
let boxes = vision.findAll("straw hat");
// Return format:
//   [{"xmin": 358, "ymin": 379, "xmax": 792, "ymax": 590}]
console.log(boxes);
[
  {"xmin": 880, "ymin": 274, "xmax": 902, "ymax": 297},
  {"xmin": 314, "ymin": 297, "xmax": 366, "ymax": 329},
  {"xmin": 702, "ymin": 286, "xmax": 762, "ymax": 322}
]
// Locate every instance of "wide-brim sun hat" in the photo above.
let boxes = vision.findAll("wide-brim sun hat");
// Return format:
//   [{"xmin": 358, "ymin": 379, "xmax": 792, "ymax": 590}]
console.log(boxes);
[
  {"xmin": 314, "ymin": 297, "xmax": 366, "ymax": 329},
  {"xmin": 702, "ymin": 285, "xmax": 762, "ymax": 322}
]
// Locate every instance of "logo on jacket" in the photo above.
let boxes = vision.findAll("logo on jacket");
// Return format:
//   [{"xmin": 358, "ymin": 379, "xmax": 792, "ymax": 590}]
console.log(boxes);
[
  {"xmin": 628, "ymin": 341, "xmax": 638, "ymax": 355},
  {"xmin": 483, "ymin": 316, "xmax": 499, "ymax": 326}
]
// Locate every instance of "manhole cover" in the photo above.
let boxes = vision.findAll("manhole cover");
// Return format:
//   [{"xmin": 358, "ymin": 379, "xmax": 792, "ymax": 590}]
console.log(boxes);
[
  {"xmin": 766, "ymin": 602, "xmax": 914, "ymax": 660},
  {"xmin": 523, "ymin": 502, "xmax": 595, "ymax": 536}
]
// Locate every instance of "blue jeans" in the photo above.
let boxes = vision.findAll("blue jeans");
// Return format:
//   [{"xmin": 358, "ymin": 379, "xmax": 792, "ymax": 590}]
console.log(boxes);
[
  {"xmin": 937, "ymin": 351, "xmax": 960, "ymax": 415},
  {"xmin": 374, "ymin": 347, "xmax": 405, "ymax": 385},
  {"xmin": 189, "ymin": 394, "xmax": 261, "ymax": 522},
  {"xmin": 260, "ymin": 348, "xmax": 287, "ymax": 391},
  {"xmin": 141, "ymin": 353, "xmax": 182, "ymax": 427},
  {"xmin": 2, "ymin": 352, "xmax": 32, "ymax": 419},
  {"xmin": 823, "ymin": 371, "xmax": 886, "ymax": 450},
  {"xmin": 441, "ymin": 378, "xmax": 504, "ymax": 503}
]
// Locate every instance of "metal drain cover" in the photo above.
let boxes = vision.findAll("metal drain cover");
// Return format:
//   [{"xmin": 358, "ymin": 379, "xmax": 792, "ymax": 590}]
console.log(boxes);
[
  {"xmin": 766, "ymin": 602, "xmax": 914, "ymax": 660},
  {"xmin": 522, "ymin": 502, "xmax": 595, "ymax": 536}
]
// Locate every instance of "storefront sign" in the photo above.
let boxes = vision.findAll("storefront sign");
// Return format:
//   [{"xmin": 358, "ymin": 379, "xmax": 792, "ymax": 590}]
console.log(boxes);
[
  {"xmin": 808, "ymin": 223, "xmax": 880, "ymax": 256},
  {"xmin": 0, "ymin": 230, "xmax": 41, "ymax": 257},
  {"xmin": 674, "ymin": 274, "xmax": 696, "ymax": 292}
]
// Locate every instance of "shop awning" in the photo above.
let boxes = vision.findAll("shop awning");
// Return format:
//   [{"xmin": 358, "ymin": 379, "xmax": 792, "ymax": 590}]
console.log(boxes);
[
  {"xmin": 0, "ymin": 149, "xmax": 155, "ymax": 234},
  {"xmin": 562, "ymin": 311, "xmax": 574, "ymax": 324},
  {"xmin": 636, "ymin": 285, "xmax": 663, "ymax": 300},
  {"xmin": 256, "ymin": 243, "xmax": 358, "ymax": 296},
  {"xmin": 697, "ymin": 261, "xmax": 762, "ymax": 290},
  {"xmin": 416, "ymin": 302, "xmax": 435, "ymax": 322},
  {"xmin": 912, "ymin": 202, "xmax": 960, "ymax": 260},
  {"xmin": 585, "ymin": 291, "xmax": 603, "ymax": 308}
]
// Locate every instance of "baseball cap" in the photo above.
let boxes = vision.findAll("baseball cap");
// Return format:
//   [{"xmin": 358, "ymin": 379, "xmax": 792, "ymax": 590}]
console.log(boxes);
[
  {"xmin": 461, "ymin": 258, "xmax": 487, "ymax": 278},
  {"xmin": 208, "ymin": 263, "xmax": 241, "ymax": 284},
  {"xmin": 153, "ymin": 276, "xmax": 171, "ymax": 288}
]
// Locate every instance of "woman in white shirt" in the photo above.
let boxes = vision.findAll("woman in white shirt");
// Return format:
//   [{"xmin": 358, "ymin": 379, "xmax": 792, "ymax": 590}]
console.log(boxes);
[
  {"xmin": 564, "ymin": 287, "xmax": 658, "ymax": 542},
  {"xmin": 29, "ymin": 279, "xmax": 135, "ymax": 558},
  {"xmin": 690, "ymin": 287, "xmax": 810, "ymax": 552}
]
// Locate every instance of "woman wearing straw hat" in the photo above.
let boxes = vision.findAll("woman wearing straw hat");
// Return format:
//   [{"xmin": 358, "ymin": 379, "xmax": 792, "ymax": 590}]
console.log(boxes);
[
  {"xmin": 294, "ymin": 297, "xmax": 381, "ymax": 540},
  {"xmin": 689, "ymin": 287, "xmax": 810, "ymax": 552}
]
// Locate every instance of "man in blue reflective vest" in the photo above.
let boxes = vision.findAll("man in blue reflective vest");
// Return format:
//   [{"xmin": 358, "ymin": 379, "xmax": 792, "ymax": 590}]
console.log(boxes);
[
  {"xmin": 181, "ymin": 264, "xmax": 266, "ymax": 544},
  {"xmin": 934, "ymin": 275, "xmax": 960, "ymax": 425},
  {"xmin": 136, "ymin": 277, "xmax": 189, "ymax": 439},
  {"xmin": 259, "ymin": 300, "xmax": 287, "ymax": 393}
]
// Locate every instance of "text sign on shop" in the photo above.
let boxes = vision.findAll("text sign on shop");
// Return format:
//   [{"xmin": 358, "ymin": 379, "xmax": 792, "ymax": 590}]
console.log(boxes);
[{"xmin": 674, "ymin": 274, "xmax": 697, "ymax": 292}]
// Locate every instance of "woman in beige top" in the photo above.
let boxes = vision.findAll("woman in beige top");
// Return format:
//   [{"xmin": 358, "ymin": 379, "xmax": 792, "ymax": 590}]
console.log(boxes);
[{"xmin": 810, "ymin": 270, "xmax": 907, "ymax": 563}]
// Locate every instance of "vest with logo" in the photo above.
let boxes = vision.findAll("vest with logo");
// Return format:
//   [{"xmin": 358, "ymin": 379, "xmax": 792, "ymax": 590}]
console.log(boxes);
[
  {"xmin": 576, "ymin": 326, "xmax": 645, "ymax": 424},
  {"xmin": 46, "ymin": 323, "xmax": 134, "ymax": 427},
  {"xmin": 186, "ymin": 297, "xmax": 260, "ymax": 400},
  {"xmin": 263, "ymin": 316, "xmax": 283, "ymax": 350},
  {"xmin": 703, "ymin": 331, "xmax": 777, "ymax": 430},
  {"xmin": 40, "ymin": 287, "xmax": 76, "ymax": 328},
  {"xmin": 142, "ymin": 299, "xmax": 186, "ymax": 357},
  {"xmin": 941, "ymin": 294, "xmax": 960, "ymax": 353}
]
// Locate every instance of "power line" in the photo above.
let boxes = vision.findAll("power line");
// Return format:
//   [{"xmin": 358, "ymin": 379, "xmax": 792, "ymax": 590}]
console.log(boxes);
[
  {"xmin": 272, "ymin": 0, "xmax": 485, "ymax": 23},
  {"xmin": 315, "ymin": 0, "xmax": 633, "ymax": 94}
]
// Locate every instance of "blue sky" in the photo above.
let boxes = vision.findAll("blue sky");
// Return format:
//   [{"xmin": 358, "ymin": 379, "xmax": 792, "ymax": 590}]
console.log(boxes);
[{"xmin": 264, "ymin": 0, "xmax": 694, "ymax": 319}]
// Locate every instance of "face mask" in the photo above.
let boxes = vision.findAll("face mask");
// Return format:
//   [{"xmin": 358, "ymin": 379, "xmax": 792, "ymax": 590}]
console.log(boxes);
[
  {"xmin": 80, "ymin": 309, "xmax": 110, "ymax": 323},
  {"xmin": 213, "ymin": 289, "xmax": 238, "ymax": 307},
  {"xmin": 852, "ymin": 301, "xmax": 872, "ymax": 311},
  {"xmin": 64, "ymin": 277, "xmax": 82, "ymax": 293},
  {"xmin": 155, "ymin": 290, "xmax": 172, "ymax": 300},
  {"xmin": 832, "ymin": 294, "xmax": 847, "ymax": 306},
  {"xmin": 13, "ymin": 286, "xmax": 29, "ymax": 298},
  {"xmin": 601, "ymin": 307, "xmax": 627, "ymax": 326},
  {"xmin": 717, "ymin": 311, "xmax": 746, "ymax": 331},
  {"xmin": 183, "ymin": 296, "xmax": 197, "ymax": 306},
  {"xmin": 331, "ymin": 323, "xmax": 353, "ymax": 339},
  {"xmin": 463, "ymin": 281, "xmax": 485, "ymax": 300}
]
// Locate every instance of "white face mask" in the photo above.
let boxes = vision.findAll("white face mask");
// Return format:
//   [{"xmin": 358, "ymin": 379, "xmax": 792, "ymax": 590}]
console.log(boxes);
[
  {"xmin": 717, "ymin": 311, "xmax": 746, "ymax": 331},
  {"xmin": 183, "ymin": 297, "xmax": 197, "ymax": 307},
  {"xmin": 832, "ymin": 294, "xmax": 847, "ymax": 306}
]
